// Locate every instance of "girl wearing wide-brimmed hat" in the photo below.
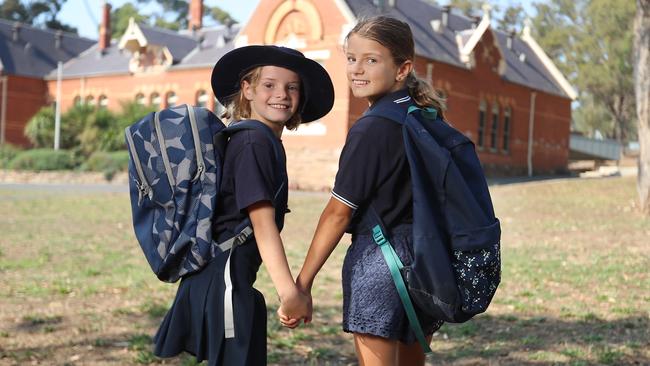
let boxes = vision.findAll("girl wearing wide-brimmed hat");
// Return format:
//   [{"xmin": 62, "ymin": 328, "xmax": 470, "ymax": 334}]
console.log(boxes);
[{"xmin": 153, "ymin": 45, "xmax": 334, "ymax": 365}]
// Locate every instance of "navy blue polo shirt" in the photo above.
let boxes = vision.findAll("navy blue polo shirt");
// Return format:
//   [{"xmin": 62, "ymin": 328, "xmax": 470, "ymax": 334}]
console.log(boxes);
[
  {"xmin": 332, "ymin": 89, "xmax": 413, "ymax": 231},
  {"xmin": 213, "ymin": 126, "xmax": 289, "ymax": 237}
]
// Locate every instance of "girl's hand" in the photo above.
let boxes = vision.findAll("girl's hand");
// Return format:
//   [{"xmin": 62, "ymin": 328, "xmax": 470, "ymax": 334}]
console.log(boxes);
[{"xmin": 278, "ymin": 287, "xmax": 312, "ymax": 327}]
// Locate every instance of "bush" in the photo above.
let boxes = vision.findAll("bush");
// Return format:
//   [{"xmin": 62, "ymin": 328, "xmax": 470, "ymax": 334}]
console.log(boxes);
[
  {"xmin": 81, "ymin": 150, "xmax": 130, "ymax": 179},
  {"xmin": 9, "ymin": 149, "xmax": 77, "ymax": 171},
  {"xmin": 0, "ymin": 144, "xmax": 21, "ymax": 168},
  {"xmin": 24, "ymin": 106, "xmax": 87, "ymax": 149}
]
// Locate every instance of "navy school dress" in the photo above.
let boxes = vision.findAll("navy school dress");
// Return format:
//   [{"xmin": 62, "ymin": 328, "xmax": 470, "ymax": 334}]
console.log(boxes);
[
  {"xmin": 154, "ymin": 123, "xmax": 288, "ymax": 365},
  {"xmin": 331, "ymin": 89, "xmax": 443, "ymax": 343}
]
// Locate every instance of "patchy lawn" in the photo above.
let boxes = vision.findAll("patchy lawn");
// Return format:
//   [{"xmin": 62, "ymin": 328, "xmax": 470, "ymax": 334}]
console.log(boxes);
[{"xmin": 0, "ymin": 177, "xmax": 648, "ymax": 365}]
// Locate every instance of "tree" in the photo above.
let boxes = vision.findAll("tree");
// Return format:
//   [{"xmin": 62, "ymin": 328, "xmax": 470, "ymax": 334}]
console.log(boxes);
[
  {"xmin": 496, "ymin": 4, "xmax": 525, "ymax": 32},
  {"xmin": 0, "ymin": 0, "xmax": 77, "ymax": 33},
  {"xmin": 448, "ymin": 0, "xmax": 487, "ymax": 18},
  {"xmin": 635, "ymin": 0, "xmax": 650, "ymax": 214},
  {"xmin": 531, "ymin": 0, "xmax": 636, "ymax": 143},
  {"xmin": 110, "ymin": 1, "xmax": 237, "ymax": 38},
  {"xmin": 111, "ymin": 3, "xmax": 148, "ymax": 38}
]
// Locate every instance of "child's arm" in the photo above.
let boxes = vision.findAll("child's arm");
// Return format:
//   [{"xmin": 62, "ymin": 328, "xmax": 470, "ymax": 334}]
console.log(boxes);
[
  {"xmin": 247, "ymin": 201, "xmax": 310, "ymax": 321},
  {"xmin": 296, "ymin": 197, "xmax": 353, "ymax": 296}
]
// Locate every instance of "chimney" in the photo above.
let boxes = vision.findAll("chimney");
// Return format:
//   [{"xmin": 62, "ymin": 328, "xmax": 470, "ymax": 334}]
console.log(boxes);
[
  {"xmin": 98, "ymin": 1, "xmax": 112, "ymax": 52},
  {"xmin": 507, "ymin": 30, "xmax": 516, "ymax": 50},
  {"xmin": 189, "ymin": 0, "xmax": 203, "ymax": 31},
  {"xmin": 55, "ymin": 30, "xmax": 63, "ymax": 49},
  {"xmin": 12, "ymin": 23, "xmax": 21, "ymax": 42},
  {"xmin": 442, "ymin": 5, "xmax": 451, "ymax": 28}
]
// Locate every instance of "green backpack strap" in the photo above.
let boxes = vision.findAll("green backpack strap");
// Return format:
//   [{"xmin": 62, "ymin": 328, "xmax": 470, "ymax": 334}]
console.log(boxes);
[
  {"xmin": 407, "ymin": 105, "xmax": 438, "ymax": 120},
  {"xmin": 371, "ymin": 225, "xmax": 433, "ymax": 354}
]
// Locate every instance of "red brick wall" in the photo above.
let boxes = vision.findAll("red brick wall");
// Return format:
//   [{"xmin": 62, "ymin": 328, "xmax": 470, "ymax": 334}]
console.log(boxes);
[
  {"xmin": 16, "ymin": 1, "xmax": 570, "ymax": 184},
  {"xmin": 2, "ymin": 76, "xmax": 49, "ymax": 146},
  {"xmin": 45, "ymin": 67, "xmax": 216, "ymax": 114},
  {"xmin": 409, "ymin": 29, "xmax": 571, "ymax": 175}
]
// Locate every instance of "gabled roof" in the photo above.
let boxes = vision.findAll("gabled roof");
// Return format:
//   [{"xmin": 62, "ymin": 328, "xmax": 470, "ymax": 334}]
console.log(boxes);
[
  {"xmin": 49, "ymin": 24, "xmax": 240, "ymax": 79},
  {"xmin": 0, "ymin": 19, "xmax": 94, "ymax": 78},
  {"xmin": 132, "ymin": 23, "xmax": 198, "ymax": 62},
  {"xmin": 342, "ymin": 0, "xmax": 576, "ymax": 99}
]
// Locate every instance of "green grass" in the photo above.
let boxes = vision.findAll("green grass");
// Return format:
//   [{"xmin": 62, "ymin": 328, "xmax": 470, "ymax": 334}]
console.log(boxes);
[{"xmin": 0, "ymin": 177, "xmax": 649, "ymax": 365}]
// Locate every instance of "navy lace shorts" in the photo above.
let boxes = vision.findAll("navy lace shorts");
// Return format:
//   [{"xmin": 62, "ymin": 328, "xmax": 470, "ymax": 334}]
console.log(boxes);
[{"xmin": 342, "ymin": 225, "xmax": 443, "ymax": 344}]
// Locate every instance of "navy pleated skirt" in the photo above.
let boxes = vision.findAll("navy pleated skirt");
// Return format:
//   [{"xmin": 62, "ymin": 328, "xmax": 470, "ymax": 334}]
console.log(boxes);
[
  {"xmin": 342, "ymin": 225, "xmax": 443, "ymax": 344},
  {"xmin": 153, "ymin": 241, "xmax": 267, "ymax": 366}
]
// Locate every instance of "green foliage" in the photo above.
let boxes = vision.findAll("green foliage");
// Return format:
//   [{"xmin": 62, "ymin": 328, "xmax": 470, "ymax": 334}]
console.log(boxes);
[
  {"xmin": 133, "ymin": 0, "xmax": 238, "ymax": 30},
  {"xmin": 111, "ymin": 4, "xmax": 148, "ymax": 38},
  {"xmin": 8, "ymin": 149, "xmax": 77, "ymax": 171},
  {"xmin": 81, "ymin": 151, "xmax": 130, "ymax": 179},
  {"xmin": 77, "ymin": 107, "xmax": 119, "ymax": 157},
  {"xmin": 0, "ymin": 0, "xmax": 76, "ymax": 33},
  {"xmin": 532, "ymin": 0, "xmax": 636, "ymax": 142},
  {"xmin": 0, "ymin": 143, "xmax": 21, "ymax": 168}
]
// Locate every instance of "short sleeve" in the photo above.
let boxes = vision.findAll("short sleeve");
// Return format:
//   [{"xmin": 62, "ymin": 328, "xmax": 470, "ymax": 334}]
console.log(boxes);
[
  {"xmin": 332, "ymin": 125, "xmax": 382, "ymax": 209},
  {"xmin": 232, "ymin": 133, "xmax": 279, "ymax": 212}
]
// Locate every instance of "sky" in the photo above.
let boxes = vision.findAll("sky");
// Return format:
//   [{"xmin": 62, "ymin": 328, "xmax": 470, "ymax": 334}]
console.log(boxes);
[{"xmin": 58, "ymin": 0, "xmax": 537, "ymax": 40}]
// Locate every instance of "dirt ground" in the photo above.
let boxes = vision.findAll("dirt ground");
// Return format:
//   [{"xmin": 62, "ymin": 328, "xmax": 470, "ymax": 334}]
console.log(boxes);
[{"xmin": 0, "ymin": 175, "xmax": 648, "ymax": 365}]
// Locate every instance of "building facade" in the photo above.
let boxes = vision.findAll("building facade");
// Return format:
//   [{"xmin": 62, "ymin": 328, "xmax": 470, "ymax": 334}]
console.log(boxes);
[{"xmin": 1, "ymin": 0, "xmax": 575, "ymax": 189}]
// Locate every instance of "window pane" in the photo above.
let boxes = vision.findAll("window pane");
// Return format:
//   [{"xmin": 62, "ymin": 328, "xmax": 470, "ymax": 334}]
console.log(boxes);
[
  {"xmin": 98, "ymin": 95, "xmax": 108, "ymax": 108},
  {"xmin": 490, "ymin": 105, "xmax": 498, "ymax": 149},
  {"xmin": 503, "ymin": 108, "xmax": 511, "ymax": 151},
  {"xmin": 166, "ymin": 92, "xmax": 177, "ymax": 107},
  {"xmin": 151, "ymin": 93, "xmax": 160, "ymax": 106},
  {"xmin": 196, "ymin": 90, "xmax": 208, "ymax": 108}
]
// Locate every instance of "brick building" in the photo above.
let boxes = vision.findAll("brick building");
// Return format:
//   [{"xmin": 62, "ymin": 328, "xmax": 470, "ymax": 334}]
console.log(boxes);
[{"xmin": 0, "ymin": 0, "xmax": 576, "ymax": 189}]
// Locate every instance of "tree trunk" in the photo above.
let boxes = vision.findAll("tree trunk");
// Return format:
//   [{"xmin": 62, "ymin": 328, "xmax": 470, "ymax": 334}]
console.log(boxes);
[{"xmin": 635, "ymin": 0, "xmax": 650, "ymax": 214}]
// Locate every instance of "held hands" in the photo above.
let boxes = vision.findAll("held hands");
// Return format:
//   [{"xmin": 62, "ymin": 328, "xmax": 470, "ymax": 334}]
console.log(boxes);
[{"xmin": 277, "ymin": 284, "xmax": 312, "ymax": 329}]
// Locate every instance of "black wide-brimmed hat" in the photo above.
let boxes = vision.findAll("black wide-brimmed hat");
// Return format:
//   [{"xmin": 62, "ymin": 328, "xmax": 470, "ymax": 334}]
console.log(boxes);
[{"xmin": 211, "ymin": 45, "xmax": 334, "ymax": 123}]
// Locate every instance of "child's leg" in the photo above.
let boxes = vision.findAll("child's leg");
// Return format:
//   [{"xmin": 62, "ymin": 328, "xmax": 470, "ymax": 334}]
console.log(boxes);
[
  {"xmin": 353, "ymin": 333, "xmax": 398, "ymax": 366},
  {"xmin": 396, "ymin": 335, "xmax": 433, "ymax": 366}
]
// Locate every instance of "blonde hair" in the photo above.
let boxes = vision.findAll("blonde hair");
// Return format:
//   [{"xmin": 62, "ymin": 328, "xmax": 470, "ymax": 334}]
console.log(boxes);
[
  {"xmin": 346, "ymin": 16, "xmax": 446, "ymax": 119},
  {"xmin": 221, "ymin": 66, "xmax": 303, "ymax": 130}
]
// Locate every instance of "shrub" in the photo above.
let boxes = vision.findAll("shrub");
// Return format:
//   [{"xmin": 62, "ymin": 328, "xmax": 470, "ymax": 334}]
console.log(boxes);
[
  {"xmin": 0, "ymin": 144, "xmax": 21, "ymax": 168},
  {"xmin": 24, "ymin": 106, "xmax": 87, "ymax": 149},
  {"xmin": 9, "ymin": 149, "xmax": 77, "ymax": 171},
  {"xmin": 81, "ymin": 150, "xmax": 130, "ymax": 180}
]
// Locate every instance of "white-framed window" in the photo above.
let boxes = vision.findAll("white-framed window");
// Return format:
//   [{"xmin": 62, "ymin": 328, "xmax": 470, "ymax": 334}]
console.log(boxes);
[
  {"xmin": 85, "ymin": 95, "xmax": 95, "ymax": 106},
  {"xmin": 477, "ymin": 100, "xmax": 486, "ymax": 148},
  {"xmin": 73, "ymin": 96, "xmax": 81, "ymax": 105},
  {"xmin": 150, "ymin": 92, "xmax": 161, "ymax": 107},
  {"xmin": 196, "ymin": 90, "xmax": 208, "ymax": 108},
  {"xmin": 490, "ymin": 104, "xmax": 499, "ymax": 150},
  {"xmin": 135, "ymin": 93, "xmax": 146, "ymax": 105},
  {"xmin": 166, "ymin": 91, "xmax": 177, "ymax": 107},
  {"xmin": 503, "ymin": 107, "xmax": 511, "ymax": 152},
  {"xmin": 98, "ymin": 95, "xmax": 109, "ymax": 108}
]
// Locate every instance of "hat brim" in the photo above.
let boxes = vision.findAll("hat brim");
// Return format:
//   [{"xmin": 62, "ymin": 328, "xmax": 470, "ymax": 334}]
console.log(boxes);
[{"xmin": 211, "ymin": 45, "xmax": 334, "ymax": 123}]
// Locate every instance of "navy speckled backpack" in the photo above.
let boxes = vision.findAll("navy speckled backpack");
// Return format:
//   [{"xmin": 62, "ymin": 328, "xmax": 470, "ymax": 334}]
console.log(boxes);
[
  {"xmin": 124, "ymin": 105, "xmax": 282, "ymax": 283},
  {"xmin": 358, "ymin": 96, "xmax": 501, "ymax": 354}
]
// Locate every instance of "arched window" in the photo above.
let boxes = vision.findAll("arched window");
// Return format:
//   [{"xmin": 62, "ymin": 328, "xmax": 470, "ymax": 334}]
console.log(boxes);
[
  {"xmin": 503, "ymin": 107, "xmax": 511, "ymax": 152},
  {"xmin": 196, "ymin": 90, "xmax": 208, "ymax": 108},
  {"xmin": 477, "ymin": 100, "xmax": 486, "ymax": 148},
  {"xmin": 490, "ymin": 104, "xmax": 499, "ymax": 150},
  {"xmin": 150, "ymin": 92, "xmax": 161, "ymax": 107},
  {"xmin": 85, "ymin": 95, "xmax": 95, "ymax": 106},
  {"xmin": 166, "ymin": 91, "xmax": 177, "ymax": 108},
  {"xmin": 135, "ymin": 93, "xmax": 146, "ymax": 105},
  {"xmin": 98, "ymin": 95, "xmax": 109, "ymax": 108},
  {"xmin": 73, "ymin": 96, "xmax": 81, "ymax": 105}
]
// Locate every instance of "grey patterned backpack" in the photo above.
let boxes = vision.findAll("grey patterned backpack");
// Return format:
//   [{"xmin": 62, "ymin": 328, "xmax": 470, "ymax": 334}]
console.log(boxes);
[{"xmin": 124, "ymin": 104, "xmax": 281, "ymax": 284}]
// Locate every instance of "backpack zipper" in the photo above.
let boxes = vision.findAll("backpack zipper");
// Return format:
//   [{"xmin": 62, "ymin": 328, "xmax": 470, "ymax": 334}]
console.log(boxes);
[
  {"xmin": 186, "ymin": 105, "xmax": 205, "ymax": 181},
  {"xmin": 153, "ymin": 111, "xmax": 176, "ymax": 191},
  {"xmin": 124, "ymin": 126, "xmax": 151, "ymax": 206}
]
